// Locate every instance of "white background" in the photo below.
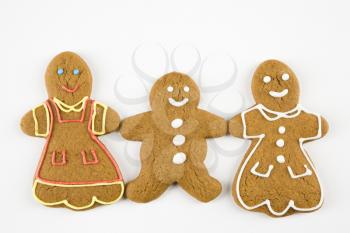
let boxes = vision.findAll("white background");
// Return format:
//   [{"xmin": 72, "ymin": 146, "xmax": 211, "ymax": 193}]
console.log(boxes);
[{"xmin": 1, "ymin": 0, "xmax": 349, "ymax": 232}]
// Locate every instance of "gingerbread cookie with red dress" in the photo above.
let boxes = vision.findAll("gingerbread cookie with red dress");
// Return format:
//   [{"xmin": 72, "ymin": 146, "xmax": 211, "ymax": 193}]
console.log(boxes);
[
  {"xmin": 20, "ymin": 51, "xmax": 124, "ymax": 210},
  {"xmin": 229, "ymin": 60, "xmax": 329, "ymax": 217},
  {"xmin": 120, "ymin": 72, "xmax": 226, "ymax": 203}
]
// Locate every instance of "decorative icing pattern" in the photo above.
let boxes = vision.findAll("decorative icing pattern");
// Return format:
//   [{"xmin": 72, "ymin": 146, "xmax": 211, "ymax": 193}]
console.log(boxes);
[
  {"xmin": 171, "ymin": 118, "xmax": 183, "ymax": 128},
  {"xmin": 91, "ymin": 101, "xmax": 107, "ymax": 135},
  {"xmin": 168, "ymin": 97, "xmax": 189, "ymax": 107},
  {"xmin": 173, "ymin": 134, "xmax": 185, "ymax": 146},
  {"xmin": 32, "ymin": 103, "xmax": 50, "ymax": 137},
  {"xmin": 287, "ymin": 165, "xmax": 312, "ymax": 179},
  {"xmin": 278, "ymin": 126, "xmax": 286, "ymax": 134},
  {"xmin": 250, "ymin": 162, "xmax": 274, "ymax": 178},
  {"xmin": 51, "ymin": 151, "xmax": 67, "ymax": 166},
  {"xmin": 276, "ymin": 155, "xmax": 285, "ymax": 163},
  {"xmin": 81, "ymin": 149, "xmax": 99, "ymax": 165},
  {"xmin": 236, "ymin": 104, "xmax": 323, "ymax": 216},
  {"xmin": 269, "ymin": 89, "xmax": 289, "ymax": 98},
  {"xmin": 53, "ymin": 96, "xmax": 88, "ymax": 113},
  {"xmin": 32, "ymin": 179, "xmax": 124, "ymax": 210},
  {"xmin": 276, "ymin": 139, "xmax": 285, "ymax": 148},
  {"xmin": 173, "ymin": 152, "xmax": 187, "ymax": 164}
]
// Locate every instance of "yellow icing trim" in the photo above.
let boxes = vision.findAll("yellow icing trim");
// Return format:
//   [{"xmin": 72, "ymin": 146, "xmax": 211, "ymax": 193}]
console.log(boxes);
[
  {"xmin": 32, "ymin": 103, "xmax": 50, "ymax": 137},
  {"xmin": 53, "ymin": 96, "xmax": 88, "ymax": 113},
  {"xmin": 92, "ymin": 101, "xmax": 107, "ymax": 135},
  {"xmin": 32, "ymin": 179, "xmax": 124, "ymax": 210}
]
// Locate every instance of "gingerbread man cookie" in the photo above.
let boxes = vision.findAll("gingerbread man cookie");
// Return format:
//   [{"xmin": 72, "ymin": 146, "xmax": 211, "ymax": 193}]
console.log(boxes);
[
  {"xmin": 120, "ymin": 72, "xmax": 226, "ymax": 203},
  {"xmin": 20, "ymin": 52, "xmax": 124, "ymax": 210},
  {"xmin": 229, "ymin": 60, "xmax": 329, "ymax": 217}
]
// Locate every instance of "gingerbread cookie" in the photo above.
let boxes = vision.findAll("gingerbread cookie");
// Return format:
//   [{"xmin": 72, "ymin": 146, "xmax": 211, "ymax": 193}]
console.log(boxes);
[
  {"xmin": 120, "ymin": 72, "xmax": 226, "ymax": 203},
  {"xmin": 20, "ymin": 51, "xmax": 124, "ymax": 210},
  {"xmin": 229, "ymin": 60, "xmax": 328, "ymax": 217}
]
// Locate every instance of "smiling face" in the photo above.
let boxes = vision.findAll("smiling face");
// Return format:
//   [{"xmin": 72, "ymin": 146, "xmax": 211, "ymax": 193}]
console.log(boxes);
[
  {"xmin": 150, "ymin": 72, "xmax": 200, "ymax": 111},
  {"xmin": 251, "ymin": 60, "xmax": 300, "ymax": 112},
  {"xmin": 45, "ymin": 51, "xmax": 92, "ymax": 105}
]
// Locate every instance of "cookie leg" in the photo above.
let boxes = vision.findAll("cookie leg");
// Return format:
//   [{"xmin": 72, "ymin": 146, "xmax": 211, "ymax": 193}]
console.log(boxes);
[
  {"xmin": 126, "ymin": 169, "xmax": 169, "ymax": 203},
  {"xmin": 177, "ymin": 162, "xmax": 222, "ymax": 202}
]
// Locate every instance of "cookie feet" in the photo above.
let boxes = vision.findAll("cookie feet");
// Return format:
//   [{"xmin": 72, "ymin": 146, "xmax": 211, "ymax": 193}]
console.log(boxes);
[
  {"xmin": 33, "ymin": 180, "xmax": 124, "ymax": 210},
  {"xmin": 178, "ymin": 164, "xmax": 222, "ymax": 202},
  {"xmin": 126, "ymin": 173, "xmax": 169, "ymax": 203}
]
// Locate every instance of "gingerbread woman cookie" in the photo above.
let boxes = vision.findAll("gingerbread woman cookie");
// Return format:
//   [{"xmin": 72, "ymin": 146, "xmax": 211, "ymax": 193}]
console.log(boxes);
[
  {"xmin": 20, "ymin": 51, "xmax": 124, "ymax": 210},
  {"xmin": 229, "ymin": 60, "xmax": 329, "ymax": 217},
  {"xmin": 120, "ymin": 72, "xmax": 226, "ymax": 203}
]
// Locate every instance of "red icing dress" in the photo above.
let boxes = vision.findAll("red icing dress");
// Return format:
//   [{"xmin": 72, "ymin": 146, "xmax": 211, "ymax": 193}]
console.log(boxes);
[{"xmin": 32, "ymin": 97, "xmax": 124, "ymax": 209}]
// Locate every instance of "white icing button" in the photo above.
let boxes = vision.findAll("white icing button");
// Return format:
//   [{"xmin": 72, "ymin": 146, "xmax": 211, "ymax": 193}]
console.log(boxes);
[
  {"xmin": 183, "ymin": 86, "xmax": 190, "ymax": 92},
  {"xmin": 278, "ymin": 126, "xmax": 286, "ymax": 134},
  {"xmin": 173, "ymin": 135, "xmax": 185, "ymax": 146},
  {"xmin": 276, "ymin": 139, "xmax": 285, "ymax": 148},
  {"xmin": 276, "ymin": 155, "xmax": 285, "ymax": 163},
  {"xmin": 173, "ymin": 152, "xmax": 187, "ymax": 164},
  {"xmin": 171, "ymin": 119, "xmax": 183, "ymax": 128}
]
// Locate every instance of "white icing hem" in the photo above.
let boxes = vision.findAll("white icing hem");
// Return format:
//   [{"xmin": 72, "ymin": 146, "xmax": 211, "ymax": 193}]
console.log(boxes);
[{"xmin": 235, "ymin": 104, "xmax": 323, "ymax": 216}]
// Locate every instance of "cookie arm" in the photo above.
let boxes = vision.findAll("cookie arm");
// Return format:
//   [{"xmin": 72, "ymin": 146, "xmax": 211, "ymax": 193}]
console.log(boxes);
[
  {"xmin": 91, "ymin": 101, "xmax": 120, "ymax": 135},
  {"xmin": 199, "ymin": 110, "xmax": 227, "ymax": 138},
  {"xmin": 321, "ymin": 116, "xmax": 329, "ymax": 137},
  {"xmin": 120, "ymin": 112, "xmax": 151, "ymax": 141},
  {"xmin": 228, "ymin": 114, "xmax": 244, "ymax": 138},
  {"xmin": 20, "ymin": 103, "xmax": 50, "ymax": 137}
]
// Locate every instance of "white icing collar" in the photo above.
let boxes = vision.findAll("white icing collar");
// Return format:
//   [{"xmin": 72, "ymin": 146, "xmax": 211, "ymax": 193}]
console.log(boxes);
[{"xmin": 256, "ymin": 104, "xmax": 302, "ymax": 121}]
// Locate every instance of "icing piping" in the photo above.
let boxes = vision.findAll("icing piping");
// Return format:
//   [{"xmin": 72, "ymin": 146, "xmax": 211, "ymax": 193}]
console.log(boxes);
[
  {"xmin": 34, "ymin": 99, "xmax": 123, "ymax": 185},
  {"xmin": 287, "ymin": 165, "xmax": 312, "ymax": 179},
  {"xmin": 250, "ymin": 162, "xmax": 274, "ymax": 178},
  {"xmin": 51, "ymin": 151, "xmax": 67, "ymax": 166},
  {"xmin": 269, "ymin": 89, "xmax": 288, "ymax": 98},
  {"xmin": 61, "ymin": 84, "xmax": 80, "ymax": 93},
  {"xmin": 51, "ymin": 97, "xmax": 88, "ymax": 123},
  {"xmin": 32, "ymin": 179, "xmax": 124, "ymax": 210},
  {"xmin": 81, "ymin": 150, "xmax": 99, "ymax": 165},
  {"xmin": 53, "ymin": 96, "xmax": 88, "ymax": 113},
  {"xmin": 168, "ymin": 97, "xmax": 189, "ymax": 107},
  {"xmin": 236, "ymin": 104, "xmax": 323, "ymax": 216},
  {"xmin": 91, "ymin": 101, "xmax": 107, "ymax": 135},
  {"xmin": 32, "ymin": 103, "xmax": 50, "ymax": 137}
]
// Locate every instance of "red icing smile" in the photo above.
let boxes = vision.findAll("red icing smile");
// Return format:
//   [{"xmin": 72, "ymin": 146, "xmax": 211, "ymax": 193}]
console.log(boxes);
[{"xmin": 61, "ymin": 84, "xmax": 79, "ymax": 93}]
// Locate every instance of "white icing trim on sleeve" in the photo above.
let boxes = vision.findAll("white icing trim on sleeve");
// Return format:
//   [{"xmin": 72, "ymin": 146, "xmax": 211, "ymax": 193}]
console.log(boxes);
[{"xmin": 235, "ymin": 104, "xmax": 324, "ymax": 216}]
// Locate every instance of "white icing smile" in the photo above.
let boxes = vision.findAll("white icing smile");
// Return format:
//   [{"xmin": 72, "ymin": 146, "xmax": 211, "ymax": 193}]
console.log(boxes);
[
  {"xmin": 168, "ymin": 97, "xmax": 189, "ymax": 107},
  {"xmin": 269, "ymin": 89, "xmax": 288, "ymax": 98}
]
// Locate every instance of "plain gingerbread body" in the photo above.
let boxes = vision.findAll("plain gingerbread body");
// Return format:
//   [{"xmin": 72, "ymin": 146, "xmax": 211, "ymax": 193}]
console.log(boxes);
[{"xmin": 121, "ymin": 72, "xmax": 226, "ymax": 203}]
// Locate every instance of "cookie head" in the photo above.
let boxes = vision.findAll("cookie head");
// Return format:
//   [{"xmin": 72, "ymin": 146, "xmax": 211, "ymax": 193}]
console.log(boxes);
[
  {"xmin": 251, "ymin": 60, "xmax": 300, "ymax": 112},
  {"xmin": 150, "ymin": 72, "xmax": 200, "ymax": 110},
  {"xmin": 45, "ymin": 51, "xmax": 92, "ymax": 104}
]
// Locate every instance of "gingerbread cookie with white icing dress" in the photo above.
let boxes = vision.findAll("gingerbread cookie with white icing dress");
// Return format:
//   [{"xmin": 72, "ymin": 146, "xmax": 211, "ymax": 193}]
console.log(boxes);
[
  {"xmin": 120, "ymin": 72, "xmax": 226, "ymax": 203},
  {"xmin": 229, "ymin": 60, "xmax": 328, "ymax": 217},
  {"xmin": 20, "ymin": 51, "xmax": 124, "ymax": 210}
]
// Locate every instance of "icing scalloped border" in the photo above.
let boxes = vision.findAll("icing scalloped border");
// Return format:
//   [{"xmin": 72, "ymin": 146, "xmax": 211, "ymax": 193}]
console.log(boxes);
[{"xmin": 32, "ymin": 179, "xmax": 124, "ymax": 210}]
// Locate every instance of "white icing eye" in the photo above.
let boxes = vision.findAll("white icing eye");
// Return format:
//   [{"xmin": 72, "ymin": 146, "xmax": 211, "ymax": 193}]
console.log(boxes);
[
  {"xmin": 282, "ymin": 73, "xmax": 289, "ymax": 81},
  {"xmin": 183, "ymin": 86, "xmax": 190, "ymax": 92},
  {"xmin": 263, "ymin": 76, "xmax": 271, "ymax": 83},
  {"xmin": 167, "ymin": 86, "xmax": 174, "ymax": 92}
]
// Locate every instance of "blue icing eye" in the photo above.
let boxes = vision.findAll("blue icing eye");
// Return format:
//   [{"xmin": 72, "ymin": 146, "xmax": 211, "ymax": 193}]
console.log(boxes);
[
  {"xmin": 57, "ymin": 68, "xmax": 64, "ymax": 76},
  {"xmin": 73, "ymin": 68, "xmax": 80, "ymax": 75}
]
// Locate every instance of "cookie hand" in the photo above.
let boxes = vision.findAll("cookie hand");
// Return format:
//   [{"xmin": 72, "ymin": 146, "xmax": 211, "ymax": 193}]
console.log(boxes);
[
  {"xmin": 199, "ymin": 110, "xmax": 227, "ymax": 138},
  {"xmin": 105, "ymin": 107, "xmax": 120, "ymax": 133},
  {"xmin": 228, "ymin": 114, "xmax": 244, "ymax": 138},
  {"xmin": 120, "ymin": 112, "xmax": 151, "ymax": 141},
  {"xmin": 321, "ymin": 116, "xmax": 329, "ymax": 137},
  {"xmin": 20, "ymin": 110, "xmax": 36, "ymax": 136}
]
